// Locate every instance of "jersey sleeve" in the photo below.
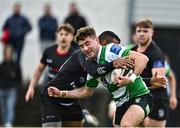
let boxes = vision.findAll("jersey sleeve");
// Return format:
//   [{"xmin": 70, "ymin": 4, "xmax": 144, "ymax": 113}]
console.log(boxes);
[
  {"xmin": 85, "ymin": 74, "xmax": 99, "ymax": 88},
  {"xmin": 151, "ymin": 46, "xmax": 165, "ymax": 68},
  {"xmin": 40, "ymin": 49, "xmax": 48, "ymax": 65},
  {"xmin": 106, "ymin": 43, "xmax": 131, "ymax": 61}
]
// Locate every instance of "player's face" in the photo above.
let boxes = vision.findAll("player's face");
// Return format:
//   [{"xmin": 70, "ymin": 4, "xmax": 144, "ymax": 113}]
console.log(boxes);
[
  {"xmin": 79, "ymin": 37, "xmax": 100, "ymax": 59},
  {"xmin": 56, "ymin": 29, "xmax": 73, "ymax": 47},
  {"xmin": 135, "ymin": 27, "xmax": 153, "ymax": 46},
  {"xmin": 4, "ymin": 47, "xmax": 13, "ymax": 61}
]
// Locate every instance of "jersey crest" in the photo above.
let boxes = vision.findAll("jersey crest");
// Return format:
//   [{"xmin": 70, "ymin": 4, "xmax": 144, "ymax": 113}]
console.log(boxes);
[{"xmin": 110, "ymin": 44, "xmax": 121, "ymax": 55}]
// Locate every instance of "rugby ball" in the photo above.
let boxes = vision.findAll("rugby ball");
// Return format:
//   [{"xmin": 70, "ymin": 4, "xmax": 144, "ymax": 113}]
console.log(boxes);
[{"xmin": 111, "ymin": 67, "xmax": 133, "ymax": 83}]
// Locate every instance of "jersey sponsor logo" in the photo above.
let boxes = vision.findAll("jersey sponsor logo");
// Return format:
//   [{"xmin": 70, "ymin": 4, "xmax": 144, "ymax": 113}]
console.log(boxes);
[
  {"xmin": 48, "ymin": 73, "xmax": 55, "ymax": 79},
  {"xmin": 135, "ymin": 97, "xmax": 141, "ymax": 103},
  {"xmin": 46, "ymin": 115, "xmax": 56, "ymax": 119},
  {"xmin": 153, "ymin": 60, "xmax": 164, "ymax": 68},
  {"xmin": 70, "ymin": 82, "xmax": 77, "ymax": 89},
  {"xmin": 158, "ymin": 109, "xmax": 165, "ymax": 118},
  {"xmin": 110, "ymin": 44, "xmax": 122, "ymax": 55},
  {"xmin": 79, "ymin": 77, "xmax": 85, "ymax": 83},
  {"xmin": 46, "ymin": 58, "xmax": 53, "ymax": 63},
  {"xmin": 146, "ymin": 104, "xmax": 150, "ymax": 115},
  {"xmin": 97, "ymin": 67, "xmax": 106, "ymax": 74}
]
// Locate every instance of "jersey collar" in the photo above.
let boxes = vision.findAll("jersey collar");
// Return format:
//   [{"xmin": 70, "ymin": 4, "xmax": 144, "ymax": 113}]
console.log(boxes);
[{"xmin": 97, "ymin": 45, "xmax": 102, "ymax": 63}]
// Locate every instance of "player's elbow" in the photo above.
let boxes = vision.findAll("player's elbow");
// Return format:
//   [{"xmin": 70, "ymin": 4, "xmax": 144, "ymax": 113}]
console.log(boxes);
[
  {"xmin": 131, "ymin": 51, "xmax": 149, "ymax": 65},
  {"xmin": 144, "ymin": 55, "xmax": 149, "ymax": 64},
  {"xmin": 85, "ymin": 91, "xmax": 94, "ymax": 98},
  {"xmin": 80, "ymin": 89, "xmax": 93, "ymax": 99},
  {"xmin": 140, "ymin": 54, "xmax": 149, "ymax": 66}
]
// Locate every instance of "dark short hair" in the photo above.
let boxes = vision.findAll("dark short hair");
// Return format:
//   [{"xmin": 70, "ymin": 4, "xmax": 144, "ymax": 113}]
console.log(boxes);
[
  {"xmin": 135, "ymin": 19, "xmax": 154, "ymax": 29},
  {"xmin": 98, "ymin": 31, "xmax": 121, "ymax": 43},
  {"xmin": 56, "ymin": 24, "xmax": 74, "ymax": 35},
  {"xmin": 74, "ymin": 26, "xmax": 97, "ymax": 43}
]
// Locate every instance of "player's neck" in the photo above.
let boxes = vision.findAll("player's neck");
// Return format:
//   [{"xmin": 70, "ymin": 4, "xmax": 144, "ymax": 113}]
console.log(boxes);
[
  {"xmin": 57, "ymin": 44, "xmax": 70, "ymax": 54},
  {"xmin": 94, "ymin": 45, "xmax": 101, "ymax": 60},
  {"xmin": 137, "ymin": 39, "xmax": 151, "ymax": 53}
]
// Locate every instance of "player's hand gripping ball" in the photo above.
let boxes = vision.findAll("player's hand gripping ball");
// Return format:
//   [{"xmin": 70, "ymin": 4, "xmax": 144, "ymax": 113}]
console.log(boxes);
[{"xmin": 111, "ymin": 67, "xmax": 133, "ymax": 83}]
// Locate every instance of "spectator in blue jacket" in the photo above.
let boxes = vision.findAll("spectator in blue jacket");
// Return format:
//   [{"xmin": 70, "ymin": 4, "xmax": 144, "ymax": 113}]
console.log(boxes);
[
  {"xmin": 2, "ymin": 2, "xmax": 32, "ymax": 65},
  {"xmin": 38, "ymin": 4, "xmax": 58, "ymax": 53}
]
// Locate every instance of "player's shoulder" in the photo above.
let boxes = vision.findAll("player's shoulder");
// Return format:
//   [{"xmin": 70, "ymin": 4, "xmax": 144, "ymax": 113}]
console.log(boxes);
[
  {"xmin": 149, "ymin": 41, "xmax": 162, "ymax": 53},
  {"xmin": 149, "ymin": 42, "xmax": 164, "ymax": 57},
  {"xmin": 106, "ymin": 43, "xmax": 124, "ymax": 54},
  {"xmin": 41, "ymin": 45, "xmax": 56, "ymax": 56},
  {"xmin": 70, "ymin": 49, "xmax": 85, "ymax": 59},
  {"xmin": 72, "ymin": 49, "xmax": 82, "ymax": 55},
  {"xmin": 145, "ymin": 42, "xmax": 165, "ymax": 64},
  {"xmin": 45, "ymin": 44, "xmax": 57, "ymax": 52}
]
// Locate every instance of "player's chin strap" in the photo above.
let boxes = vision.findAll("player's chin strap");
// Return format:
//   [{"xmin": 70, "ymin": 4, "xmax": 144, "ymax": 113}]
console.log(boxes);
[{"xmin": 129, "ymin": 73, "xmax": 137, "ymax": 82}]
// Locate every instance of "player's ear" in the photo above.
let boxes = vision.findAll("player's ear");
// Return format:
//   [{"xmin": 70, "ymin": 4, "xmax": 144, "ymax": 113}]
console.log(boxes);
[
  {"xmin": 101, "ymin": 40, "xmax": 107, "ymax": 46},
  {"xmin": 96, "ymin": 37, "xmax": 100, "ymax": 44},
  {"xmin": 112, "ymin": 38, "xmax": 120, "ymax": 44},
  {"xmin": 150, "ymin": 29, "xmax": 154, "ymax": 37},
  {"xmin": 96, "ymin": 37, "xmax": 99, "ymax": 42}
]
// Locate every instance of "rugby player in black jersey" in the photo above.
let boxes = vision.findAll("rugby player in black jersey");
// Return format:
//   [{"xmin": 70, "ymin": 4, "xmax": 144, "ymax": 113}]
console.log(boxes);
[
  {"xmin": 131, "ymin": 19, "xmax": 167, "ymax": 127},
  {"xmin": 39, "ymin": 31, "xmax": 134, "ymax": 127},
  {"xmin": 25, "ymin": 24, "xmax": 75, "ymax": 102}
]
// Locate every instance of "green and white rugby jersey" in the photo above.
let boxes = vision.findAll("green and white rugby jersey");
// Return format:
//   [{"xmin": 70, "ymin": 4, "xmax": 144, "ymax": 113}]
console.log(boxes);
[{"xmin": 86, "ymin": 43, "xmax": 150, "ymax": 107}]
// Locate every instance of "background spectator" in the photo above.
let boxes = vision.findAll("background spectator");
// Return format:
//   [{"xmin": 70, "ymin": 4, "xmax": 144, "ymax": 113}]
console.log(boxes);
[
  {"xmin": 0, "ymin": 45, "xmax": 22, "ymax": 127},
  {"xmin": 38, "ymin": 3, "xmax": 58, "ymax": 53},
  {"xmin": 64, "ymin": 2, "xmax": 87, "ymax": 35},
  {"xmin": 2, "ymin": 2, "xmax": 32, "ymax": 65}
]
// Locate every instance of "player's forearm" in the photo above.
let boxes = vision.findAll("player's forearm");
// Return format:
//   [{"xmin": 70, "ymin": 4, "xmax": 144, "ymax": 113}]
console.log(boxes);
[
  {"xmin": 169, "ymin": 72, "xmax": 177, "ymax": 97},
  {"xmin": 143, "ymin": 78, "xmax": 161, "ymax": 90},
  {"xmin": 63, "ymin": 87, "xmax": 94, "ymax": 99},
  {"xmin": 143, "ymin": 78, "xmax": 154, "ymax": 89},
  {"xmin": 29, "ymin": 69, "xmax": 43, "ymax": 89}
]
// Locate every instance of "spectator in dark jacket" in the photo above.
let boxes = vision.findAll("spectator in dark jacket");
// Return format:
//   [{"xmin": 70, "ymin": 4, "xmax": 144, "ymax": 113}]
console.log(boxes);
[
  {"xmin": 64, "ymin": 2, "xmax": 87, "ymax": 35},
  {"xmin": 0, "ymin": 45, "xmax": 22, "ymax": 127},
  {"xmin": 2, "ymin": 2, "xmax": 32, "ymax": 64},
  {"xmin": 38, "ymin": 4, "xmax": 58, "ymax": 53},
  {"xmin": 64, "ymin": 2, "xmax": 87, "ymax": 50}
]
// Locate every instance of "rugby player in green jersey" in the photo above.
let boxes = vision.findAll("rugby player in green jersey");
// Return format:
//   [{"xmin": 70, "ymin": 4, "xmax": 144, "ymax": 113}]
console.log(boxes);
[{"xmin": 48, "ymin": 27, "xmax": 154, "ymax": 127}]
